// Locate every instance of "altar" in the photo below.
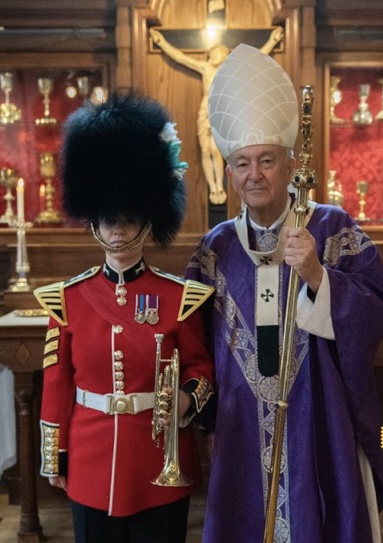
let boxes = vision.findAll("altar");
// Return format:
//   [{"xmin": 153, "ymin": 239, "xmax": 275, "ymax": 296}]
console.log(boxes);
[{"xmin": 0, "ymin": 310, "xmax": 48, "ymax": 542}]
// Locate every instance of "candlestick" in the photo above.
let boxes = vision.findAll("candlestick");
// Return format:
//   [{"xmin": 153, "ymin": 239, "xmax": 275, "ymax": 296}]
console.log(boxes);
[
  {"xmin": 356, "ymin": 180, "xmax": 369, "ymax": 221},
  {"xmin": 16, "ymin": 177, "xmax": 25, "ymax": 222}
]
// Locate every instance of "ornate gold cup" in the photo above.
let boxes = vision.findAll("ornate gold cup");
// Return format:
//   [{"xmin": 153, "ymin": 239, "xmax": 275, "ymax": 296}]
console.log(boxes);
[
  {"xmin": 0, "ymin": 167, "xmax": 18, "ymax": 224},
  {"xmin": 353, "ymin": 84, "xmax": 373, "ymax": 125},
  {"xmin": 356, "ymin": 180, "xmax": 369, "ymax": 221},
  {"xmin": 35, "ymin": 77, "xmax": 57, "ymax": 126},
  {"xmin": 35, "ymin": 152, "xmax": 64, "ymax": 224},
  {"xmin": 0, "ymin": 72, "xmax": 22, "ymax": 125}
]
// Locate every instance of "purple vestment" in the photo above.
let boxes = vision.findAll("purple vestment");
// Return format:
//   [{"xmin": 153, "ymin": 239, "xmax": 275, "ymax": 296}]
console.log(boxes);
[{"xmin": 185, "ymin": 203, "xmax": 383, "ymax": 543}]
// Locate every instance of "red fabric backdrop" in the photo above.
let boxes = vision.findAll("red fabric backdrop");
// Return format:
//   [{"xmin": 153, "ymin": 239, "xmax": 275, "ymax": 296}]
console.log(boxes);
[
  {"xmin": 0, "ymin": 68, "xmax": 102, "ymax": 226},
  {"xmin": 330, "ymin": 68, "xmax": 383, "ymax": 222}
]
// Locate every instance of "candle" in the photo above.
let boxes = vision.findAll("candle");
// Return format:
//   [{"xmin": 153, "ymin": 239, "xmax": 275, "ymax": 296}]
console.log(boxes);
[
  {"xmin": 39, "ymin": 183, "xmax": 46, "ymax": 212},
  {"xmin": 16, "ymin": 177, "xmax": 25, "ymax": 223}
]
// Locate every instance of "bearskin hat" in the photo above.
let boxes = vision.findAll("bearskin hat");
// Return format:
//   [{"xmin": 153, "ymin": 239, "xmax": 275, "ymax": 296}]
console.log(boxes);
[{"xmin": 61, "ymin": 91, "xmax": 187, "ymax": 246}]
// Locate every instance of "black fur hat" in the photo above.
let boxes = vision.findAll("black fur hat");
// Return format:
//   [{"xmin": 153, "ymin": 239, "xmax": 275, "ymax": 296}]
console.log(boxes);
[{"xmin": 61, "ymin": 91, "xmax": 187, "ymax": 246}]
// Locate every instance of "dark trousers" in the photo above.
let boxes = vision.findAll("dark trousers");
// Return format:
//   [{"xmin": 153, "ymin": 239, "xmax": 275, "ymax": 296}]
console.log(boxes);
[{"xmin": 71, "ymin": 496, "xmax": 190, "ymax": 543}]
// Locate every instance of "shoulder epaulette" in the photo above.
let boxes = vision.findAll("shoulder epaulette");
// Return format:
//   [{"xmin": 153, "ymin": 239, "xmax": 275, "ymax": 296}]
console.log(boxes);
[
  {"xmin": 178, "ymin": 279, "xmax": 215, "ymax": 322},
  {"xmin": 34, "ymin": 266, "xmax": 100, "ymax": 326}
]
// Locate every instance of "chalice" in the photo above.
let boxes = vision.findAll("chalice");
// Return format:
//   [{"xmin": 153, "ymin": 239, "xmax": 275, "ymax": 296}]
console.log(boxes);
[
  {"xmin": 35, "ymin": 152, "xmax": 64, "ymax": 224},
  {"xmin": 0, "ymin": 167, "xmax": 18, "ymax": 224},
  {"xmin": 353, "ymin": 84, "xmax": 373, "ymax": 125},
  {"xmin": 35, "ymin": 77, "xmax": 57, "ymax": 126},
  {"xmin": 356, "ymin": 180, "xmax": 369, "ymax": 221},
  {"xmin": 0, "ymin": 72, "xmax": 22, "ymax": 125}
]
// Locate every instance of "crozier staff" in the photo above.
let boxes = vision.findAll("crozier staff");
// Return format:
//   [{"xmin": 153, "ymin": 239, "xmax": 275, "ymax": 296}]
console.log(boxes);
[
  {"xmin": 185, "ymin": 44, "xmax": 383, "ymax": 543},
  {"xmin": 34, "ymin": 91, "xmax": 215, "ymax": 543}
]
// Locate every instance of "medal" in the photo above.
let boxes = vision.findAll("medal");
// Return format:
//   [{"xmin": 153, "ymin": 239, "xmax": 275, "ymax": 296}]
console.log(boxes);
[
  {"xmin": 146, "ymin": 295, "xmax": 159, "ymax": 325},
  {"xmin": 134, "ymin": 294, "xmax": 146, "ymax": 324}
]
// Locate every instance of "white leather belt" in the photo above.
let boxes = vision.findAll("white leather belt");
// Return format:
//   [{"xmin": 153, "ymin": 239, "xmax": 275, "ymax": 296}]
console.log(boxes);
[{"xmin": 76, "ymin": 387, "xmax": 155, "ymax": 415}]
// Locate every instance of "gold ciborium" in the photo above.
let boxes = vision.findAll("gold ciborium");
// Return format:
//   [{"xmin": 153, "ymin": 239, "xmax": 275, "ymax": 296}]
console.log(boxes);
[
  {"xmin": 330, "ymin": 76, "xmax": 344, "ymax": 124},
  {"xmin": 35, "ymin": 77, "xmax": 57, "ymax": 126},
  {"xmin": 375, "ymin": 78, "xmax": 383, "ymax": 121},
  {"xmin": 0, "ymin": 167, "xmax": 18, "ymax": 224},
  {"xmin": 353, "ymin": 84, "xmax": 373, "ymax": 126},
  {"xmin": 0, "ymin": 72, "xmax": 22, "ymax": 125},
  {"xmin": 356, "ymin": 180, "xmax": 369, "ymax": 221},
  {"xmin": 35, "ymin": 152, "xmax": 64, "ymax": 224}
]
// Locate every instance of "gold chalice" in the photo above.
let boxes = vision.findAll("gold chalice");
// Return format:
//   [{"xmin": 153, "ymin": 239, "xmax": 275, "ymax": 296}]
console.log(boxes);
[
  {"xmin": 356, "ymin": 180, "xmax": 369, "ymax": 221},
  {"xmin": 35, "ymin": 152, "xmax": 64, "ymax": 224},
  {"xmin": 0, "ymin": 167, "xmax": 18, "ymax": 223},
  {"xmin": 353, "ymin": 84, "xmax": 373, "ymax": 126},
  {"xmin": 0, "ymin": 72, "xmax": 22, "ymax": 125},
  {"xmin": 35, "ymin": 77, "xmax": 57, "ymax": 126}
]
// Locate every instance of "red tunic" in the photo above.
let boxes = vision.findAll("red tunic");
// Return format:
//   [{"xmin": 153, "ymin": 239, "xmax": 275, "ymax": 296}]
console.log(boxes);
[{"xmin": 35, "ymin": 266, "xmax": 214, "ymax": 516}]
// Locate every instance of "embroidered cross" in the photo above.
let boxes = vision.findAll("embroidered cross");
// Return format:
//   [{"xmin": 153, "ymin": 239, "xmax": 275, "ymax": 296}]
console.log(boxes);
[
  {"xmin": 260, "ymin": 256, "xmax": 273, "ymax": 265},
  {"xmin": 261, "ymin": 289, "xmax": 274, "ymax": 302}
]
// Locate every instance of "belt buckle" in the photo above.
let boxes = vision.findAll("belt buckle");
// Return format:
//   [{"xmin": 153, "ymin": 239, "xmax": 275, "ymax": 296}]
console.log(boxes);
[{"xmin": 109, "ymin": 395, "xmax": 136, "ymax": 415}]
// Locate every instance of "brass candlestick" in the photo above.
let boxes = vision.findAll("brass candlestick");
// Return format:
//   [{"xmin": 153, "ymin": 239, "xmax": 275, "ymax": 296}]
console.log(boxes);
[
  {"xmin": 329, "ymin": 76, "xmax": 344, "ymax": 124},
  {"xmin": 0, "ymin": 72, "xmax": 22, "ymax": 125},
  {"xmin": 8, "ymin": 178, "xmax": 32, "ymax": 292},
  {"xmin": 35, "ymin": 152, "xmax": 64, "ymax": 224},
  {"xmin": 353, "ymin": 84, "xmax": 373, "ymax": 125},
  {"xmin": 0, "ymin": 167, "xmax": 18, "ymax": 224},
  {"xmin": 9, "ymin": 217, "xmax": 31, "ymax": 292},
  {"xmin": 375, "ymin": 78, "xmax": 383, "ymax": 121},
  {"xmin": 35, "ymin": 77, "xmax": 57, "ymax": 126},
  {"xmin": 356, "ymin": 180, "xmax": 369, "ymax": 221}
]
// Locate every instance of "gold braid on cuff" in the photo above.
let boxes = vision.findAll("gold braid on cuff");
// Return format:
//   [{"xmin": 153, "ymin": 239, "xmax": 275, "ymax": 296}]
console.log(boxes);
[{"xmin": 40, "ymin": 421, "xmax": 59, "ymax": 476}]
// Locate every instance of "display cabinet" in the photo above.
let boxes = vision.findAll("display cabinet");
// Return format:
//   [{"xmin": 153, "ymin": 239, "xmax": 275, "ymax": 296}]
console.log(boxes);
[
  {"xmin": 323, "ymin": 54, "xmax": 383, "ymax": 226},
  {"xmin": 0, "ymin": 55, "xmax": 111, "ymax": 227}
]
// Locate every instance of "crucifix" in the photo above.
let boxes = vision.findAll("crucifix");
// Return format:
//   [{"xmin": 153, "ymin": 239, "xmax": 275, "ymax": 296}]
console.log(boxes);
[{"xmin": 149, "ymin": 0, "xmax": 283, "ymax": 208}]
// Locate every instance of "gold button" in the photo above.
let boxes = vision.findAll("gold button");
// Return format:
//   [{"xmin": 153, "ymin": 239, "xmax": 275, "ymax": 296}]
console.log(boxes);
[
  {"xmin": 117, "ymin": 296, "xmax": 127, "ymax": 306},
  {"xmin": 114, "ymin": 361, "xmax": 124, "ymax": 370},
  {"xmin": 114, "ymin": 350, "xmax": 123, "ymax": 360},
  {"xmin": 113, "ymin": 325, "xmax": 124, "ymax": 334},
  {"xmin": 116, "ymin": 286, "xmax": 127, "ymax": 296}
]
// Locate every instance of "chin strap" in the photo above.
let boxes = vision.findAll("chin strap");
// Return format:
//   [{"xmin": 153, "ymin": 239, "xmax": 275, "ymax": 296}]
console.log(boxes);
[{"xmin": 91, "ymin": 221, "xmax": 152, "ymax": 255}]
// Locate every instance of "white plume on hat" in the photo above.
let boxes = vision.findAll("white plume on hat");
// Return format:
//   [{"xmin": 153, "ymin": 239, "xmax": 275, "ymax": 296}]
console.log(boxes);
[{"xmin": 208, "ymin": 43, "xmax": 299, "ymax": 159}]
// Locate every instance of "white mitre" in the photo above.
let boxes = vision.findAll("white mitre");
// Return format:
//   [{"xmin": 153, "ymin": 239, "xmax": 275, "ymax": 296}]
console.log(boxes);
[{"xmin": 208, "ymin": 43, "xmax": 299, "ymax": 159}]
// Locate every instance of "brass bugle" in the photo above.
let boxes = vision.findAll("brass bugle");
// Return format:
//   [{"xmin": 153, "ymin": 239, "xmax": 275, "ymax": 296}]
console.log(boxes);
[
  {"xmin": 263, "ymin": 86, "xmax": 317, "ymax": 543},
  {"xmin": 151, "ymin": 333, "xmax": 192, "ymax": 487}
]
